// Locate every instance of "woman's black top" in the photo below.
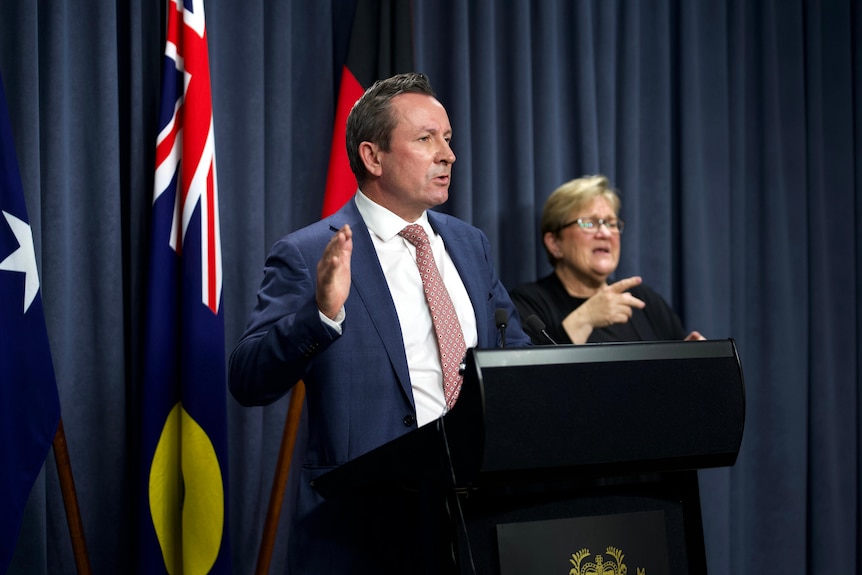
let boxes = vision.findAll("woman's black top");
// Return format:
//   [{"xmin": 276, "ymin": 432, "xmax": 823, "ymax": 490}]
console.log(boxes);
[{"xmin": 510, "ymin": 273, "xmax": 687, "ymax": 345}]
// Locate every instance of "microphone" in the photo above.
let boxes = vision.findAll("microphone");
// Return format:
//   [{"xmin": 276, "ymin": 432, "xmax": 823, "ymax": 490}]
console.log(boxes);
[
  {"xmin": 494, "ymin": 308, "xmax": 508, "ymax": 348},
  {"xmin": 525, "ymin": 314, "xmax": 559, "ymax": 345}
]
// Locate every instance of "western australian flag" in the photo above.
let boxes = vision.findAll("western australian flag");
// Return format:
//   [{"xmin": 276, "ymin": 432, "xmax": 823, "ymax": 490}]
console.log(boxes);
[
  {"xmin": 139, "ymin": 0, "xmax": 231, "ymax": 573},
  {"xmin": 0, "ymin": 73, "xmax": 61, "ymax": 572}
]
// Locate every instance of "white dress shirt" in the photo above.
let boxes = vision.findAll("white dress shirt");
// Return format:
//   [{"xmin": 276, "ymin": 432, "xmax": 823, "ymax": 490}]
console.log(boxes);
[{"xmin": 354, "ymin": 191, "xmax": 478, "ymax": 426}]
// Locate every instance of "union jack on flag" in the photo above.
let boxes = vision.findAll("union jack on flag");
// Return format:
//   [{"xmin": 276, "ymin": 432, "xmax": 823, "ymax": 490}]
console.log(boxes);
[
  {"xmin": 139, "ymin": 0, "xmax": 231, "ymax": 573},
  {"xmin": 153, "ymin": 0, "xmax": 221, "ymax": 312}
]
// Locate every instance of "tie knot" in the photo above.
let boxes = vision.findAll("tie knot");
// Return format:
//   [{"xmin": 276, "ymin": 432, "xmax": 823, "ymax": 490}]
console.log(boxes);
[{"xmin": 399, "ymin": 224, "xmax": 430, "ymax": 247}]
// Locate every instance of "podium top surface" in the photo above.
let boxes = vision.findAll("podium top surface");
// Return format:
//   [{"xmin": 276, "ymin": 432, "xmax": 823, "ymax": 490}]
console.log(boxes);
[{"xmin": 469, "ymin": 339, "xmax": 736, "ymax": 366}]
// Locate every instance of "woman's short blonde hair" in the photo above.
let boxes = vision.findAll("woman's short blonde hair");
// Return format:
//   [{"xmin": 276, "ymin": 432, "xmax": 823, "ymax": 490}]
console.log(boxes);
[{"xmin": 541, "ymin": 175, "xmax": 621, "ymax": 266}]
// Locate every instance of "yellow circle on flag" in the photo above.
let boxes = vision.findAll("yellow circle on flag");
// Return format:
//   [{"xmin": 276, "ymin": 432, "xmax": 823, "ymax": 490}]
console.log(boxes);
[{"xmin": 149, "ymin": 402, "xmax": 224, "ymax": 575}]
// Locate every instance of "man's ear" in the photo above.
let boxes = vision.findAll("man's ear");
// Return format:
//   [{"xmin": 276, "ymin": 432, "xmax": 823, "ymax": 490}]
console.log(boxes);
[{"xmin": 359, "ymin": 142, "xmax": 383, "ymax": 177}]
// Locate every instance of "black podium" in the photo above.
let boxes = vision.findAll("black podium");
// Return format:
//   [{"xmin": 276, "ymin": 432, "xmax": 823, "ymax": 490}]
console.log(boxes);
[{"xmin": 312, "ymin": 339, "xmax": 745, "ymax": 574}]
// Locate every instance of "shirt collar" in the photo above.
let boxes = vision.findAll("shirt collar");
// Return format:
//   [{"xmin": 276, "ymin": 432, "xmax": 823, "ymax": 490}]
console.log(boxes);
[{"xmin": 355, "ymin": 189, "xmax": 433, "ymax": 242}]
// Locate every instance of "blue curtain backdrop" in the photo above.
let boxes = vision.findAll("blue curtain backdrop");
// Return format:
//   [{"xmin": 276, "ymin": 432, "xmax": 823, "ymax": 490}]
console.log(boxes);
[{"xmin": 0, "ymin": 0, "xmax": 859, "ymax": 573}]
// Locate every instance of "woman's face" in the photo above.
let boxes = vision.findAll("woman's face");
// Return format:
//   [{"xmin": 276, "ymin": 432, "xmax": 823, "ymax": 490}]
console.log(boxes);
[{"xmin": 548, "ymin": 196, "xmax": 621, "ymax": 285}]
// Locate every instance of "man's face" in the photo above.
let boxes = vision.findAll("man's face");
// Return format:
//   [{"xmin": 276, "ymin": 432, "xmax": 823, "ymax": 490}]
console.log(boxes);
[{"xmin": 375, "ymin": 92, "xmax": 456, "ymax": 221}]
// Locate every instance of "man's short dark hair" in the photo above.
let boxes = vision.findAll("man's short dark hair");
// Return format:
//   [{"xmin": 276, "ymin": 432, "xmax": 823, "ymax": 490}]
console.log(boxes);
[{"xmin": 345, "ymin": 72, "xmax": 436, "ymax": 186}]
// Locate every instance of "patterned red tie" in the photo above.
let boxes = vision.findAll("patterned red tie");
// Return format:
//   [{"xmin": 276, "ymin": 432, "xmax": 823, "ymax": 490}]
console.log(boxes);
[{"xmin": 399, "ymin": 224, "xmax": 467, "ymax": 408}]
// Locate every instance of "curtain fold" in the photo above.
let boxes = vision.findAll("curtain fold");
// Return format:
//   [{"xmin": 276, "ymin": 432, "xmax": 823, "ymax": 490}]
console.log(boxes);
[{"xmin": 0, "ymin": 0, "xmax": 858, "ymax": 573}]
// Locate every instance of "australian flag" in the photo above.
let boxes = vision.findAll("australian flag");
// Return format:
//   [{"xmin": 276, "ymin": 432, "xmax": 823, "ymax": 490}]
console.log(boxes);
[
  {"xmin": 0, "ymin": 72, "xmax": 61, "ymax": 572},
  {"xmin": 138, "ymin": 0, "xmax": 231, "ymax": 573}
]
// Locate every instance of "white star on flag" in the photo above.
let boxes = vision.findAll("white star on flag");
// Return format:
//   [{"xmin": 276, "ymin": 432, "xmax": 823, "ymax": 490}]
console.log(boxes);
[{"xmin": 0, "ymin": 210, "xmax": 40, "ymax": 313}]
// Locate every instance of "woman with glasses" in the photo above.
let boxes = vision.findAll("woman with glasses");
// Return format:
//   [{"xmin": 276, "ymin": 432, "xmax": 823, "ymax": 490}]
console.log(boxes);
[{"xmin": 510, "ymin": 174, "xmax": 704, "ymax": 345}]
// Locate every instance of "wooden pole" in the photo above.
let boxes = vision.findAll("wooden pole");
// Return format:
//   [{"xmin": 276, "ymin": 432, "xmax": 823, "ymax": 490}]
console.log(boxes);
[
  {"xmin": 52, "ymin": 417, "xmax": 92, "ymax": 575},
  {"xmin": 255, "ymin": 381, "xmax": 306, "ymax": 575}
]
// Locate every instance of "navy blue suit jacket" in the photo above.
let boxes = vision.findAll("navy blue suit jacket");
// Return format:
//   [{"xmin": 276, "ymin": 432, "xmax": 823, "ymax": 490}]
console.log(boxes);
[{"xmin": 229, "ymin": 197, "xmax": 530, "ymax": 573}]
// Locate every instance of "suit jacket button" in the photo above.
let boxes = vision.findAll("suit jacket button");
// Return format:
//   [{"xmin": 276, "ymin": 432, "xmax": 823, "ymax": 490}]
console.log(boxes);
[{"xmin": 403, "ymin": 414, "xmax": 415, "ymax": 427}]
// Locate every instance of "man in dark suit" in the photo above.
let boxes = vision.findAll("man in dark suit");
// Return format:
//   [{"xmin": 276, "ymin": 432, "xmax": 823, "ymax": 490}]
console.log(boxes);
[{"xmin": 229, "ymin": 72, "xmax": 531, "ymax": 573}]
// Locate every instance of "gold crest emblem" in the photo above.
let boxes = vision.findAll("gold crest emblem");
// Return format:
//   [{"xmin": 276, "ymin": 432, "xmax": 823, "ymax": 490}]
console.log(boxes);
[{"xmin": 569, "ymin": 546, "xmax": 645, "ymax": 575}]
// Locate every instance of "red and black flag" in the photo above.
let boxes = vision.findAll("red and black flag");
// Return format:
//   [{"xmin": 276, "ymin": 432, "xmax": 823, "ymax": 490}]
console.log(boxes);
[
  {"xmin": 258, "ymin": 7, "xmax": 414, "ymax": 569},
  {"xmin": 322, "ymin": 0, "xmax": 415, "ymax": 217}
]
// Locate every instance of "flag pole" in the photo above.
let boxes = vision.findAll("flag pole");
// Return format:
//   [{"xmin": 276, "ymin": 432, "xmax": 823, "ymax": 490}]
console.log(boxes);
[
  {"xmin": 52, "ymin": 417, "xmax": 92, "ymax": 575},
  {"xmin": 255, "ymin": 381, "xmax": 306, "ymax": 575}
]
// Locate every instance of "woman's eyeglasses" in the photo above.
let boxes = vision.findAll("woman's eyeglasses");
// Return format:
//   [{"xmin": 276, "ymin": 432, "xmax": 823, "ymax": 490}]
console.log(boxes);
[{"xmin": 558, "ymin": 217, "xmax": 624, "ymax": 234}]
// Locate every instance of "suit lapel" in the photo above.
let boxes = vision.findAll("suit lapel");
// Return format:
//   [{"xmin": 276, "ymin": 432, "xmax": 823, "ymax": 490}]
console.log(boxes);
[
  {"xmin": 428, "ymin": 212, "xmax": 492, "ymax": 347},
  {"xmin": 331, "ymin": 200, "xmax": 414, "ymax": 403}
]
